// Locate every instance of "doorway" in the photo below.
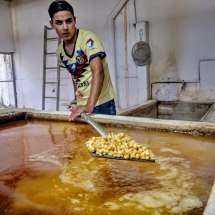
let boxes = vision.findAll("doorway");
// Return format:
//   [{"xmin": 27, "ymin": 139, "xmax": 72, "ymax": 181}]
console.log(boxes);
[{"xmin": 114, "ymin": 0, "xmax": 150, "ymax": 111}]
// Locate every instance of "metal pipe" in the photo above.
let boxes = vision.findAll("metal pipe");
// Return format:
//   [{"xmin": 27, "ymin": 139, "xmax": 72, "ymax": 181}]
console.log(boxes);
[
  {"xmin": 80, "ymin": 112, "xmax": 109, "ymax": 136},
  {"xmin": 150, "ymin": 59, "xmax": 215, "ymax": 99},
  {"xmin": 134, "ymin": 0, "xmax": 137, "ymax": 23}
]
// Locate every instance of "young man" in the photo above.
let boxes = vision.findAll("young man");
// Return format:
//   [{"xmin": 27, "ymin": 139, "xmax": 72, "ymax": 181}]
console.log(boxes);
[{"xmin": 48, "ymin": 0, "xmax": 116, "ymax": 121}]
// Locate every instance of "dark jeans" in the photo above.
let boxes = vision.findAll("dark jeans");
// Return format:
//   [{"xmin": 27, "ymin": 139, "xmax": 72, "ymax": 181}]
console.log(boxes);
[{"xmin": 92, "ymin": 99, "xmax": 116, "ymax": 115}]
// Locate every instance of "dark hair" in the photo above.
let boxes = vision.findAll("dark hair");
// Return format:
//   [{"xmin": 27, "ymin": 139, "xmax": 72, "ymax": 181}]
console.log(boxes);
[{"xmin": 48, "ymin": 0, "xmax": 74, "ymax": 20}]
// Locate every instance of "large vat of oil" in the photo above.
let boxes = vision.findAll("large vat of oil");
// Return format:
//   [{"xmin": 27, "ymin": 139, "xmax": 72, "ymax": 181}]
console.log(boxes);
[{"xmin": 0, "ymin": 109, "xmax": 215, "ymax": 215}]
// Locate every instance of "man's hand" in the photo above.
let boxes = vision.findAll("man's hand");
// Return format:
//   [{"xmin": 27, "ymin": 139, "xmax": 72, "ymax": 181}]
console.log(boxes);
[
  {"xmin": 67, "ymin": 99, "xmax": 77, "ymax": 109},
  {"xmin": 69, "ymin": 105, "xmax": 94, "ymax": 121}
]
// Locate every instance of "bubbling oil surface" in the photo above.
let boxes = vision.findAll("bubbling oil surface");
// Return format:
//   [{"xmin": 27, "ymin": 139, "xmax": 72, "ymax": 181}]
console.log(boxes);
[{"xmin": 0, "ymin": 120, "xmax": 215, "ymax": 215}]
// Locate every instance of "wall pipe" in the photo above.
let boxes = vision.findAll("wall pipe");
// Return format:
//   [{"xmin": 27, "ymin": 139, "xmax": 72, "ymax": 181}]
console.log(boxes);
[
  {"xmin": 151, "ymin": 59, "xmax": 215, "ymax": 99},
  {"xmin": 108, "ymin": 0, "xmax": 129, "ymax": 111}
]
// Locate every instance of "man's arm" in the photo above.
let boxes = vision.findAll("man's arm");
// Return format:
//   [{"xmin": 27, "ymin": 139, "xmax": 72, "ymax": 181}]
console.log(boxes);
[
  {"xmin": 70, "ymin": 78, "xmax": 77, "ymax": 104},
  {"xmin": 69, "ymin": 56, "xmax": 104, "ymax": 121}
]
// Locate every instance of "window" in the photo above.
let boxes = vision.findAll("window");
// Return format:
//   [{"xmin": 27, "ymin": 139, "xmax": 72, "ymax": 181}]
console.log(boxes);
[{"xmin": 0, "ymin": 53, "xmax": 17, "ymax": 109}]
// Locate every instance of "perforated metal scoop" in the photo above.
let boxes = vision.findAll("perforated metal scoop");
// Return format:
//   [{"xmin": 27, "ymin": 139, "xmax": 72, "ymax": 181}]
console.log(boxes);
[
  {"xmin": 131, "ymin": 41, "xmax": 151, "ymax": 66},
  {"xmin": 61, "ymin": 103, "xmax": 155, "ymax": 162},
  {"xmin": 90, "ymin": 152, "xmax": 155, "ymax": 162}
]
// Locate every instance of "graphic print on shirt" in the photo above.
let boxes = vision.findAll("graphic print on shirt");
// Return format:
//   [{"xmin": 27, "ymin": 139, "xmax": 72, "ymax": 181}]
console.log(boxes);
[
  {"xmin": 86, "ymin": 38, "xmax": 94, "ymax": 48},
  {"xmin": 60, "ymin": 50, "xmax": 89, "ymax": 82},
  {"xmin": 76, "ymin": 55, "xmax": 84, "ymax": 64},
  {"xmin": 77, "ymin": 91, "xmax": 83, "ymax": 98}
]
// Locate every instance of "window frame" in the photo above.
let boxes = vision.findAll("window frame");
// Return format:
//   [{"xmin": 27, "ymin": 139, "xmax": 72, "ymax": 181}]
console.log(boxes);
[{"xmin": 0, "ymin": 52, "xmax": 17, "ymax": 108}]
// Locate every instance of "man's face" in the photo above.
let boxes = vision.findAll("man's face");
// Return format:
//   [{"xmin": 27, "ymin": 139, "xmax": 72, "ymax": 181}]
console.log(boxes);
[{"xmin": 50, "ymin": 11, "xmax": 76, "ymax": 42}]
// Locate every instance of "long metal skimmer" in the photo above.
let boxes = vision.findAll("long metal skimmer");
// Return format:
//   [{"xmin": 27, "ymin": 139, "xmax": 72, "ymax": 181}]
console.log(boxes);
[
  {"xmin": 61, "ymin": 103, "xmax": 109, "ymax": 136},
  {"xmin": 61, "ymin": 103, "xmax": 155, "ymax": 162}
]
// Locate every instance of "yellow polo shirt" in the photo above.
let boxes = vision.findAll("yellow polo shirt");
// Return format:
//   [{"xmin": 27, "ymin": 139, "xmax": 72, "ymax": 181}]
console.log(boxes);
[{"xmin": 56, "ymin": 29, "xmax": 116, "ymax": 106}]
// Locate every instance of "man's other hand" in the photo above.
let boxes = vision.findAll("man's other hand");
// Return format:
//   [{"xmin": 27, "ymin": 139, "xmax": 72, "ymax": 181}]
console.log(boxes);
[{"xmin": 67, "ymin": 99, "xmax": 77, "ymax": 109}]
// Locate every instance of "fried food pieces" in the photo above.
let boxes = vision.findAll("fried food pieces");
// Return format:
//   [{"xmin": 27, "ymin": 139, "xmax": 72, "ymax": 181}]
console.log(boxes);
[{"xmin": 86, "ymin": 133, "xmax": 155, "ymax": 161}]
